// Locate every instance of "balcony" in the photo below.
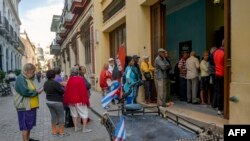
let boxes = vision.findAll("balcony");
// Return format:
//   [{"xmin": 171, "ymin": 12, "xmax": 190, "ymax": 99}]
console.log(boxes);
[
  {"xmin": 51, "ymin": 39, "xmax": 61, "ymax": 55},
  {"xmin": 70, "ymin": 0, "xmax": 90, "ymax": 14},
  {"xmin": 103, "ymin": 0, "xmax": 125, "ymax": 22},
  {"xmin": 50, "ymin": 15, "xmax": 61, "ymax": 32},
  {"xmin": 9, "ymin": 25, "xmax": 16, "ymax": 43},
  {"xmin": 58, "ymin": 26, "xmax": 68, "ymax": 38},
  {"xmin": 0, "ymin": 12, "xmax": 4, "ymax": 33},
  {"xmin": 63, "ymin": 11, "xmax": 77, "ymax": 29},
  {"xmin": 56, "ymin": 33, "xmax": 61, "ymax": 41},
  {"xmin": 4, "ymin": 17, "xmax": 9, "ymax": 32}
]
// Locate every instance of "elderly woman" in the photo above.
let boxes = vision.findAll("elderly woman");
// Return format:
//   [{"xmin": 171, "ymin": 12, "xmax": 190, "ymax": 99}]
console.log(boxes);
[
  {"xmin": 64, "ymin": 67, "xmax": 92, "ymax": 133},
  {"xmin": 14, "ymin": 63, "xmax": 43, "ymax": 141},
  {"xmin": 43, "ymin": 70, "xmax": 67, "ymax": 137}
]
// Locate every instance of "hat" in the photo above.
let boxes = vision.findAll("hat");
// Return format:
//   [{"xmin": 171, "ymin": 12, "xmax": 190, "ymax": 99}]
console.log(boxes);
[
  {"xmin": 132, "ymin": 55, "xmax": 140, "ymax": 59},
  {"xmin": 108, "ymin": 58, "xmax": 114, "ymax": 61},
  {"xmin": 143, "ymin": 55, "xmax": 149, "ymax": 59},
  {"xmin": 158, "ymin": 48, "xmax": 166, "ymax": 52}
]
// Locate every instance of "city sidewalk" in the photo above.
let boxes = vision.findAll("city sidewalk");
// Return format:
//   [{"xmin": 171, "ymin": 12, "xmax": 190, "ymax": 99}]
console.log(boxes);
[{"xmin": 0, "ymin": 81, "xmax": 110, "ymax": 141}]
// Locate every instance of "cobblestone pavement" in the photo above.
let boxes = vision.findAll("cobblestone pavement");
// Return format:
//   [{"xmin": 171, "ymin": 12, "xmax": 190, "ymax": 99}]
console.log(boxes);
[{"xmin": 0, "ymin": 79, "xmax": 110, "ymax": 141}]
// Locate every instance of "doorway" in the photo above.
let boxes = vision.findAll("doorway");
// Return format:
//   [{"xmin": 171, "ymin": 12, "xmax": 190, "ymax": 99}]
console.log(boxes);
[{"xmin": 163, "ymin": 0, "xmax": 231, "ymax": 119}]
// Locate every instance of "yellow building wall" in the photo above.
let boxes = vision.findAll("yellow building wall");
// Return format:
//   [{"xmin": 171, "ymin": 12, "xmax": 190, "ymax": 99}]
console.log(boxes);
[
  {"xmin": 126, "ymin": 0, "xmax": 152, "ymax": 103},
  {"xmin": 77, "ymin": 37, "xmax": 85, "ymax": 66},
  {"xmin": 93, "ymin": 0, "xmax": 112, "ymax": 89},
  {"xmin": 230, "ymin": 0, "xmax": 250, "ymax": 124},
  {"xmin": 70, "ymin": 44, "xmax": 76, "ymax": 68},
  {"xmin": 93, "ymin": 0, "xmax": 153, "ymax": 102}
]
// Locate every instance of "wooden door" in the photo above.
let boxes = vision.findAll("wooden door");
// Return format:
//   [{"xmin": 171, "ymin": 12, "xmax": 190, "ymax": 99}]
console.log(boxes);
[{"xmin": 224, "ymin": 0, "xmax": 231, "ymax": 119}]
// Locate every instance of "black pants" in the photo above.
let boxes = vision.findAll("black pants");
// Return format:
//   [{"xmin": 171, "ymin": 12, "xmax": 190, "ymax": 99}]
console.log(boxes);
[
  {"xmin": 143, "ymin": 80, "xmax": 153, "ymax": 101},
  {"xmin": 215, "ymin": 76, "xmax": 224, "ymax": 111},
  {"xmin": 179, "ymin": 77, "xmax": 187, "ymax": 101}
]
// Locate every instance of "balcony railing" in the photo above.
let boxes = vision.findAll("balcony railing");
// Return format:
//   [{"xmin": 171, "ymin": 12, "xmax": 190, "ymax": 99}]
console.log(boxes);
[
  {"xmin": 10, "ymin": 25, "xmax": 13, "ymax": 37},
  {"xmin": 70, "ymin": 0, "xmax": 90, "ymax": 14},
  {"xmin": 68, "ymin": 0, "xmax": 82, "ymax": 10},
  {"xmin": 64, "ymin": 11, "xmax": 74, "ymax": 22},
  {"xmin": 103, "ymin": 0, "xmax": 125, "ymax": 22},
  {"xmin": 56, "ymin": 34, "xmax": 61, "ymax": 41},
  {"xmin": 51, "ymin": 39, "xmax": 61, "ymax": 55},
  {"xmin": 15, "ymin": 33, "xmax": 18, "ymax": 42},
  {"xmin": 4, "ymin": 17, "xmax": 9, "ymax": 32},
  {"xmin": 0, "ymin": 11, "xmax": 2, "ymax": 25}
]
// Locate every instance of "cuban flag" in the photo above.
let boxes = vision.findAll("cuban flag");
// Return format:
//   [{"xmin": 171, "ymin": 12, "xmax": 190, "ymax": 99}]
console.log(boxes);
[
  {"xmin": 114, "ymin": 115, "xmax": 126, "ymax": 141},
  {"xmin": 101, "ymin": 81, "xmax": 121, "ymax": 108}
]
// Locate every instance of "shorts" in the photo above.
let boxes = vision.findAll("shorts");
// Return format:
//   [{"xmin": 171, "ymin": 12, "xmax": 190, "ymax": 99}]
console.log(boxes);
[
  {"xmin": 200, "ymin": 76, "xmax": 209, "ymax": 91},
  {"xmin": 69, "ymin": 105, "xmax": 88, "ymax": 119},
  {"xmin": 17, "ymin": 108, "xmax": 37, "ymax": 131}
]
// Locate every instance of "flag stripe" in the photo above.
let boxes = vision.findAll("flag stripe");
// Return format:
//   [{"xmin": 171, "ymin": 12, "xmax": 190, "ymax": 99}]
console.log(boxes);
[
  {"xmin": 114, "ymin": 115, "xmax": 126, "ymax": 140},
  {"xmin": 101, "ymin": 86, "xmax": 120, "ymax": 108}
]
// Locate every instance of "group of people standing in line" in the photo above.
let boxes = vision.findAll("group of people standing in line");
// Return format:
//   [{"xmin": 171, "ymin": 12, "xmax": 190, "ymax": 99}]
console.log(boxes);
[
  {"xmin": 99, "ymin": 41, "xmax": 225, "ymax": 116},
  {"xmin": 13, "ymin": 63, "xmax": 92, "ymax": 141},
  {"xmin": 178, "ymin": 41, "xmax": 225, "ymax": 115},
  {"xmin": 99, "ymin": 49, "xmax": 174, "ymax": 108}
]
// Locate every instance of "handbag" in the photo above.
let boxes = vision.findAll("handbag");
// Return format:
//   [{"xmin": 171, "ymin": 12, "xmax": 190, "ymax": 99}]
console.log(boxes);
[
  {"xmin": 144, "ymin": 72, "xmax": 151, "ymax": 80},
  {"xmin": 13, "ymin": 89, "xmax": 31, "ymax": 111}
]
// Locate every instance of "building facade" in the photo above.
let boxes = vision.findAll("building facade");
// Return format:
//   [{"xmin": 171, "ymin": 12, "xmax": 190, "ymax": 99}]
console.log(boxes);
[
  {"xmin": 43, "ymin": 45, "xmax": 54, "ymax": 70},
  {"xmin": 51, "ymin": 0, "xmax": 94, "ymax": 83},
  {"xmin": 35, "ymin": 45, "xmax": 44, "ymax": 70},
  {"xmin": 20, "ymin": 31, "xmax": 37, "ymax": 66},
  {"xmin": 51, "ymin": 0, "xmax": 250, "ymax": 123},
  {"xmin": 0, "ymin": 0, "xmax": 23, "ymax": 72}
]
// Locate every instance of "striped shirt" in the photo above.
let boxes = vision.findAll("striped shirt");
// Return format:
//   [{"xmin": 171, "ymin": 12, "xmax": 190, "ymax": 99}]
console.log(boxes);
[{"xmin": 178, "ymin": 58, "xmax": 187, "ymax": 78}]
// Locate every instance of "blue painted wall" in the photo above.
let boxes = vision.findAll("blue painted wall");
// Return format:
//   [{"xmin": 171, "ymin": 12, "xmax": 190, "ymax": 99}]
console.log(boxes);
[{"xmin": 166, "ymin": 0, "xmax": 206, "ymax": 65}]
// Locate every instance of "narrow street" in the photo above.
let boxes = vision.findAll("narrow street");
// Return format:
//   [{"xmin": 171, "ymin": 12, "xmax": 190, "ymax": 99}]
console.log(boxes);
[{"xmin": 0, "ymin": 80, "xmax": 109, "ymax": 141}]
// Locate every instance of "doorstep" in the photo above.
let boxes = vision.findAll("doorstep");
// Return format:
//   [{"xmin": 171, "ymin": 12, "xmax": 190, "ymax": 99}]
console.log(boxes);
[{"xmin": 140, "ymin": 100, "xmax": 228, "ymax": 132}]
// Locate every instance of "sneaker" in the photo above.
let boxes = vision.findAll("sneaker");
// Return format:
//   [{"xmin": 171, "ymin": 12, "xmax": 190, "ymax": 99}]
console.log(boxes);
[
  {"xmin": 82, "ymin": 128, "xmax": 92, "ymax": 133},
  {"xmin": 58, "ymin": 132, "xmax": 70, "ymax": 137},
  {"xmin": 75, "ymin": 127, "xmax": 81, "ymax": 132},
  {"xmin": 104, "ymin": 105, "xmax": 110, "ymax": 109},
  {"xmin": 217, "ymin": 110, "xmax": 223, "ymax": 115}
]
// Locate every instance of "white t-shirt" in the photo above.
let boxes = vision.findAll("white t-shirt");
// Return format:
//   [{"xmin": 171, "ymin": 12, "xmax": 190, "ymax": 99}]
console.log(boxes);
[{"xmin": 108, "ymin": 64, "xmax": 114, "ymax": 74}]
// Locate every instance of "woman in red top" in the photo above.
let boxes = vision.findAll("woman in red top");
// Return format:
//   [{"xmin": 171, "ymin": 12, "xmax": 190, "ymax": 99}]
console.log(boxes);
[
  {"xmin": 64, "ymin": 67, "xmax": 92, "ymax": 133},
  {"xmin": 99, "ymin": 63, "xmax": 112, "ymax": 96}
]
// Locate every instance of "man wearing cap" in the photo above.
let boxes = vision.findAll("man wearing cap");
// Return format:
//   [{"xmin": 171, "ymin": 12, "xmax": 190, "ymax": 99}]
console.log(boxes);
[{"xmin": 154, "ymin": 48, "xmax": 171, "ymax": 107}]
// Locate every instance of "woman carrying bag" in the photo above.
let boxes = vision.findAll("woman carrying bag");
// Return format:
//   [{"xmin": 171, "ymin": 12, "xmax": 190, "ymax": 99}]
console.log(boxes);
[{"xmin": 140, "ymin": 55, "xmax": 154, "ymax": 104}]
